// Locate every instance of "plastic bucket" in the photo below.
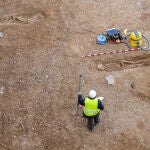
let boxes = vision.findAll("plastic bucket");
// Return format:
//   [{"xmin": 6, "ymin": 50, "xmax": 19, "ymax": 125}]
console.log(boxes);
[{"xmin": 97, "ymin": 35, "xmax": 107, "ymax": 45}]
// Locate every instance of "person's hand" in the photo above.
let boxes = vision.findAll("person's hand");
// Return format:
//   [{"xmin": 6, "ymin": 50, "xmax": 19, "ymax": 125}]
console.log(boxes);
[{"xmin": 98, "ymin": 97, "xmax": 104, "ymax": 101}]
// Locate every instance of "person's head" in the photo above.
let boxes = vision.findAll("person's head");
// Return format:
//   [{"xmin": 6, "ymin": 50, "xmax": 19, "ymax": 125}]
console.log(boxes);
[{"xmin": 88, "ymin": 90, "xmax": 96, "ymax": 99}]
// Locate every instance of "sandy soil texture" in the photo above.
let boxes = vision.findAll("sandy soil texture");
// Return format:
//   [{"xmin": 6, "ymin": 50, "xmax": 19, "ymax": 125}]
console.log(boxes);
[{"xmin": 0, "ymin": 0, "xmax": 150, "ymax": 150}]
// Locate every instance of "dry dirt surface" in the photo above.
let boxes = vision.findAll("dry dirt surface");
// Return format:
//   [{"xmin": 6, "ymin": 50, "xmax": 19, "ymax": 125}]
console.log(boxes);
[{"xmin": 0, "ymin": 0, "xmax": 150, "ymax": 150}]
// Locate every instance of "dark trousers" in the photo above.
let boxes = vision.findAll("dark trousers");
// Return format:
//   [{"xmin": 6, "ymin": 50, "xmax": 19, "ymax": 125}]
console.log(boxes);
[{"xmin": 83, "ymin": 112, "xmax": 100, "ymax": 130}]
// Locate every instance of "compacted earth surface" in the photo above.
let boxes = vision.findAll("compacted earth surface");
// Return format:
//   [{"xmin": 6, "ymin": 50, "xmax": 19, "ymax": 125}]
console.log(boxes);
[{"xmin": 0, "ymin": 0, "xmax": 150, "ymax": 150}]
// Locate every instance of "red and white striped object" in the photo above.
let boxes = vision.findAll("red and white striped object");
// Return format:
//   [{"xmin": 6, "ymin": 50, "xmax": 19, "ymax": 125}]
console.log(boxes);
[{"xmin": 81, "ymin": 48, "xmax": 141, "ymax": 58}]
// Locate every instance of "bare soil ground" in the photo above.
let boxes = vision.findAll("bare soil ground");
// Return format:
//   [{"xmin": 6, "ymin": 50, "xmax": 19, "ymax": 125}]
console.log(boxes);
[{"xmin": 0, "ymin": 0, "xmax": 150, "ymax": 150}]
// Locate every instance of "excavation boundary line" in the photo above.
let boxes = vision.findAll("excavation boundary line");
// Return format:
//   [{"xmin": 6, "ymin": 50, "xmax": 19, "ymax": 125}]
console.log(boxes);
[{"xmin": 81, "ymin": 48, "xmax": 141, "ymax": 58}]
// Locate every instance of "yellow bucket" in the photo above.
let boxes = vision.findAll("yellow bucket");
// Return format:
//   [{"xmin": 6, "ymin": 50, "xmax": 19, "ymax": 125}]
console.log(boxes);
[{"xmin": 129, "ymin": 30, "xmax": 142, "ymax": 47}]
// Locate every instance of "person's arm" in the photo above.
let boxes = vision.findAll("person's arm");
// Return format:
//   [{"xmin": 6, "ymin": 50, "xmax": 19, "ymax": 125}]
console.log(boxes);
[
  {"xmin": 78, "ymin": 94, "xmax": 85, "ymax": 106},
  {"xmin": 98, "ymin": 100, "xmax": 104, "ymax": 110}
]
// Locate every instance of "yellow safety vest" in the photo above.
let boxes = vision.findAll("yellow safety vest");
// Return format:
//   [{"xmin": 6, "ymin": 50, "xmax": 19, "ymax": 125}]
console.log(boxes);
[{"xmin": 83, "ymin": 98, "xmax": 100, "ymax": 116}]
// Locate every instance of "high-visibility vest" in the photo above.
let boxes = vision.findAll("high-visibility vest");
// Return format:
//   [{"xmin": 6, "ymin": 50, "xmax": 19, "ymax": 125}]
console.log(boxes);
[{"xmin": 83, "ymin": 98, "xmax": 100, "ymax": 116}]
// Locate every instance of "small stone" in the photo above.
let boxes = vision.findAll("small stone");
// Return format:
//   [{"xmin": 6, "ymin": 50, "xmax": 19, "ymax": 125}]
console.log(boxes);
[
  {"xmin": 0, "ymin": 87, "xmax": 5, "ymax": 94},
  {"xmin": 0, "ymin": 32, "xmax": 4, "ymax": 38},
  {"xmin": 105, "ymin": 75, "xmax": 115, "ymax": 85},
  {"xmin": 97, "ymin": 64, "xmax": 105, "ymax": 71},
  {"xmin": 131, "ymin": 80, "xmax": 136, "ymax": 89}
]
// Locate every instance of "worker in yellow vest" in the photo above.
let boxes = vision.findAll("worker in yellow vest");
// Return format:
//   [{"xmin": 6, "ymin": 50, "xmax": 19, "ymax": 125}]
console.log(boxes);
[{"xmin": 78, "ymin": 90, "xmax": 104, "ymax": 131}]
